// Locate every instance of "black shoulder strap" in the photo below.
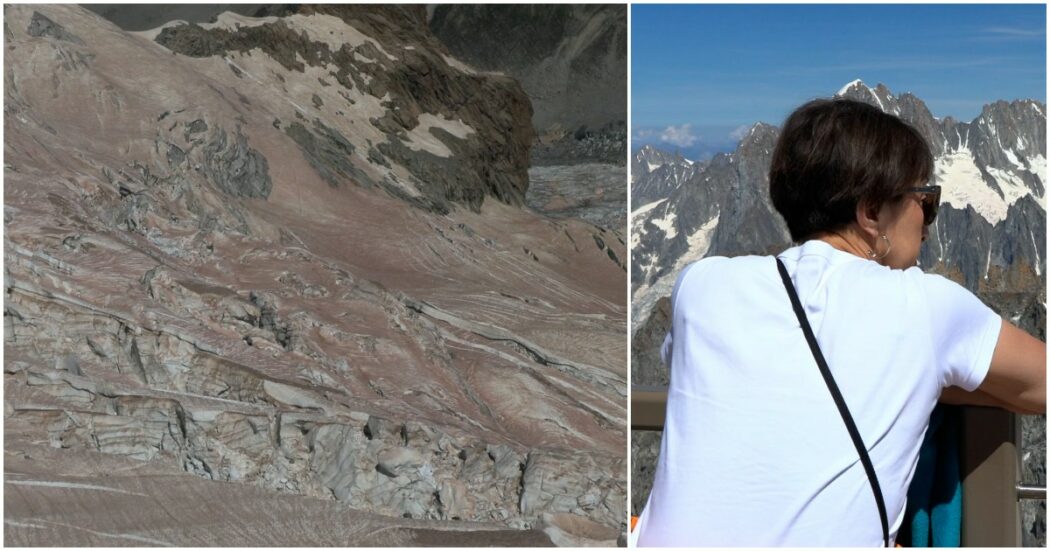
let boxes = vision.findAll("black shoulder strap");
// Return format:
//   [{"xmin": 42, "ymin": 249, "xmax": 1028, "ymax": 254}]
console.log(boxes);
[{"xmin": 775, "ymin": 257, "xmax": 890, "ymax": 547}]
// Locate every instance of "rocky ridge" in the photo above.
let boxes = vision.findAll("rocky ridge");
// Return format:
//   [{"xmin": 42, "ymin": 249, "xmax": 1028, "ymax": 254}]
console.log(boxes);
[
  {"xmin": 430, "ymin": 5, "xmax": 627, "ymax": 167},
  {"xmin": 429, "ymin": 5, "xmax": 626, "ymax": 137}
]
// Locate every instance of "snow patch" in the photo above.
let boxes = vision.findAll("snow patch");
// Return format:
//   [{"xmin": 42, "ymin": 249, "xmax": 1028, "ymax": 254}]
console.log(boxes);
[
  {"xmin": 632, "ymin": 215, "xmax": 720, "ymax": 331},
  {"xmin": 1030, "ymin": 155, "xmax": 1047, "ymax": 193},
  {"xmin": 935, "ymin": 147, "xmax": 1034, "ymax": 224},
  {"xmin": 5, "ymin": 479, "xmax": 149, "ymax": 497},
  {"xmin": 442, "ymin": 54, "xmax": 476, "ymax": 75},
  {"xmin": 287, "ymin": 15, "xmax": 397, "ymax": 60},
  {"xmin": 985, "ymin": 166, "xmax": 1035, "ymax": 207},
  {"xmin": 200, "ymin": 11, "xmax": 278, "ymax": 32},
  {"xmin": 629, "ymin": 199, "xmax": 668, "ymax": 249},
  {"xmin": 1030, "ymin": 227, "xmax": 1042, "ymax": 276},
  {"xmin": 837, "ymin": 79, "xmax": 865, "ymax": 96},
  {"xmin": 353, "ymin": 52, "xmax": 377, "ymax": 64},
  {"xmin": 401, "ymin": 114, "xmax": 476, "ymax": 158},
  {"xmin": 632, "ymin": 198, "xmax": 667, "ymax": 216},
  {"xmin": 130, "ymin": 19, "xmax": 188, "ymax": 41},
  {"xmin": 650, "ymin": 208, "xmax": 677, "ymax": 239}
]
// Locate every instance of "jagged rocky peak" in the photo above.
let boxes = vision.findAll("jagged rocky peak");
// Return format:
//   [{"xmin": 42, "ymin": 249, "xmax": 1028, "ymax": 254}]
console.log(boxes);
[
  {"xmin": 634, "ymin": 145, "xmax": 689, "ymax": 172},
  {"xmin": 736, "ymin": 122, "xmax": 779, "ymax": 152},
  {"xmin": 147, "ymin": 4, "xmax": 535, "ymax": 213},
  {"xmin": 972, "ymin": 99, "xmax": 1048, "ymax": 163},
  {"xmin": 836, "ymin": 79, "xmax": 902, "ymax": 115},
  {"xmin": 630, "ymin": 146, "xmax": 700, "ymax": 206}
]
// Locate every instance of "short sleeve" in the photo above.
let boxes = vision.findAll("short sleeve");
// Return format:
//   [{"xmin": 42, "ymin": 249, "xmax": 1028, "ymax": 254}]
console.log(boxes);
[
  {"xmin": 920, "ymin": 273, "xmax": 1002, "ymax": 391},
  {"xmin": 661, "ymin": 258, "xmax": 722, "ymax": 368}
]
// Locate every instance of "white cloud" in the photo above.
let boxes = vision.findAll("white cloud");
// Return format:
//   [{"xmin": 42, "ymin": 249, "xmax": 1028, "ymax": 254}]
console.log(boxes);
[
  {"xmin": 659, "ymin": 124, "xmax": 697, "ymax": 148},
  {"xmin": 728, "ymin": 124, "xmax": 752, "ymax": 141},
  {"xmin": 634, "ymin": 128, "xmax": 656, "ymax": 139},
  {"xmin": 980, "ymin": 26, "xmax": 1043, "ymax": 38}
]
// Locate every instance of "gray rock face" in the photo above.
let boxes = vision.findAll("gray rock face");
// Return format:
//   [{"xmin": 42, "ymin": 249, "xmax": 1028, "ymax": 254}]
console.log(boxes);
[
  {"xmin": 630, "ymin": 81, "xmax": 1045, "ymax": 544},
  {"xmin": 81, "ymin": 4, "xmax": 266, "ymax": 32},
  {"xmin": 630, "ymin": 145, "xmax": 703, "ymax": 206},
  {"xmin": 531, "ymin": 121, "xmax": 627, "ymax": 167},
  {"xmin": 629, "ymin": 297, "xmax": 670, "ymax": 388},
  {"xmin": 527, "ymin": 163, "xmax": 627, "ymax": 234},
  {"xmin": 630, "ymin": 430, "xmax": 662, "ymax": 516},
  {"xmin": 27, "ymin": 11, "xmax": 84, "ymax": 44},
  {"xmin": 203, "ymin": 127, "xmax": 273, "ymax": 199},
  {"xmin": 520, "ymin": 448, "xmax": 626, "ymax": 530},
  {"xmin": 283, "ymin": 120, "xmax": 370, "ymax": 189},
  {"xmin": 429, "ymin": 5, "xmax": 626, "ymax": 136},
  {"xmin": 631, "ymin": 122, "xmax": 791, "ymax": 333},
  {"xmin": 154, "ymin": 5, "xmax": 535, "ymax": 214}
]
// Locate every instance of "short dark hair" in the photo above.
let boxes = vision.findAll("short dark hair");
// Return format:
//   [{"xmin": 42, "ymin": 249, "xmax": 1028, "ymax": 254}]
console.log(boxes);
[{"xmin": 769, "ymin": 98, "xmax": 934, "ymax": 242}]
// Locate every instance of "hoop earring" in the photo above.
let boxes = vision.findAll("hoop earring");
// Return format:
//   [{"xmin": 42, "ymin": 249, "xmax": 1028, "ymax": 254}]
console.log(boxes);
[{"xmin": 868, "ymin": 235, "xmax": 892, "ymax": 260}]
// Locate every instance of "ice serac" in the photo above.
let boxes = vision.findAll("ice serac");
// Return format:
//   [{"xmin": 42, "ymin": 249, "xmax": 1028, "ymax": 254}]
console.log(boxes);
[
  {"xmin": 4, "ymin": 4, "xmax": 625, "ymax": 546},
  {"xmin": 630, "ymin": 80, "xmax": 1045, "ymax": 545}
]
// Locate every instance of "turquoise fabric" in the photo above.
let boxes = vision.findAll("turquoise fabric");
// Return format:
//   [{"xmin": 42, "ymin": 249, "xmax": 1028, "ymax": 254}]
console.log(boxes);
[{"xmin": 902, "ymin": 405, "xmax": 963, "ymax": 547}]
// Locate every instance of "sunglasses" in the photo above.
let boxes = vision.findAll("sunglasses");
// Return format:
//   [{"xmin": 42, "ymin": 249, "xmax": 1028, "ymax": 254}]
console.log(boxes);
[{"xmin": 905, "ymin": 185, "xmax": 941, "ymax": 226}]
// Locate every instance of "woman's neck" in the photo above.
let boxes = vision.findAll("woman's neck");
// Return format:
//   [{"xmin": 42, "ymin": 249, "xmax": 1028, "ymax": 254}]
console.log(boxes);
[{"xmin": 812, "ymin": 229, "xmax": 872, "ymax": 260}]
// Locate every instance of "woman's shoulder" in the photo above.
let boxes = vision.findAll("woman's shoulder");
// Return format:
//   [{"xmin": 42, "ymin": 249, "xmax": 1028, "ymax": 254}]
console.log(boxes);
[
  {"xmin": 677, "ymin": 254, "xmax": 770, "ymax": 283},
  {"xmin": 670, "ymin": 254, "xmax": 772, "ymax": 303}
]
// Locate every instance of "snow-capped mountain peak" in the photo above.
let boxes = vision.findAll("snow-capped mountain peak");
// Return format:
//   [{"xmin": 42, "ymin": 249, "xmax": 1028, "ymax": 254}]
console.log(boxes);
[{"xmin": 632, "ymin": 82, "xmax": 1046, "ymax": 334}]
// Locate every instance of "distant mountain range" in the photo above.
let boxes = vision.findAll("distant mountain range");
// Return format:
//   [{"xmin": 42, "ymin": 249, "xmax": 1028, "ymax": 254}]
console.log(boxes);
[{"xmin": 631, "ymin": 80, "xmax": 1046, "ymax": 340}]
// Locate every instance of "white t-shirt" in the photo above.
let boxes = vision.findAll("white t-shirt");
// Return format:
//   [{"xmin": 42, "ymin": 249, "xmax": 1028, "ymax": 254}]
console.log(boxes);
[{"xmin": 633, "ymin": 239, "xmax": 1001, "ymax": 546}]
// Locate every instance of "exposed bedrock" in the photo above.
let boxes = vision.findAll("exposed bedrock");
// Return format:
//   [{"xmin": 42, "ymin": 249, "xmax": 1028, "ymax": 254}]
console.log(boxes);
[{"xmin": 154, "ymin": 5, "xmax": 535, "ymax": 213}]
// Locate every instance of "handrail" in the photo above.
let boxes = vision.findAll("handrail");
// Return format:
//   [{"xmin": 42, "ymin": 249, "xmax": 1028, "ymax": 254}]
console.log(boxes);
[
  {"xmin": 1017, "ymin": 484, "xmax": 1047, "ymax": 500},
  {"xmin": 631, "ymin": 389, "xmax": 667, "ymax": 431},
  {"xmin": 630, "ymin": 387, "xmax": 1036, "ymax": 545}
]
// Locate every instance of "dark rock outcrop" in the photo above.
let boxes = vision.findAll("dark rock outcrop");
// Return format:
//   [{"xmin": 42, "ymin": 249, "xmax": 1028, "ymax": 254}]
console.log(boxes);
[
  {"xmin": 154, "ymin": 5, "xmax": 535, "ymax": 213},
  {"xmin": 429, "ymin": 5, "xmax": 626, "ymax": 136}
]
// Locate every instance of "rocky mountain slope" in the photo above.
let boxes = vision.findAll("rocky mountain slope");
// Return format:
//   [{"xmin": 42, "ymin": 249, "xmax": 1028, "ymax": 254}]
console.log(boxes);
[
  {"xmin": 630, "ymin": 145, "xmax": 702, "ymax": 206},
  {"xmin": 426, "ymin": 5, "xmax": 629, "ymax": 236},
  {"xmin": 430, "ymin": 4, "xmax": 627, "ymax": 167},
  {"xmin": 429, "ymin": 5, "xmax": 626, "ymax": 137},
  {"xmin": 4, "ymin": 5, "xmax": 626, "ymax": 546},
  {"xmin": 629, "ymin": 81, "xmax": 1045, "ymax": 544}
]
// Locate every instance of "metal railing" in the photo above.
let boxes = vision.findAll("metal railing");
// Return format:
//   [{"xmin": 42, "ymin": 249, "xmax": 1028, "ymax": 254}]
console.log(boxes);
[
  {"xmin": 1017, "ymin": 485, "xmax": 1047, "ymax": 500},
  {"xmin": 631, "ymin": 388, "xmax": 1046, "ymax": 546}
]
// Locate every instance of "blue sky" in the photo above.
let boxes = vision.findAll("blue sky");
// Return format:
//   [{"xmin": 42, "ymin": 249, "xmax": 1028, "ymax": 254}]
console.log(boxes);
[{"xmin": 632, "ymin": 4, "xmax": 1046, "ymax": 160}]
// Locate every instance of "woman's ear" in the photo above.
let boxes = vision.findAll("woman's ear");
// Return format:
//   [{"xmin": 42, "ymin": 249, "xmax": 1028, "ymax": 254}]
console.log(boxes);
[{"xmin": 854, "ymin": 199, "xmax": 881, "ymax": 238}]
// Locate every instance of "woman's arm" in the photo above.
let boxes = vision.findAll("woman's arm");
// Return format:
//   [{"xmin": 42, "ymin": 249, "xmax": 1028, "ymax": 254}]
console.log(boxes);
[
  {"xmin": 939, "ymin": 385, "xmax": 1043, "ymax": 415},
  {"xmin": 958, "ymin": 319, "xmax": 1047, "ymax": 415}
]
